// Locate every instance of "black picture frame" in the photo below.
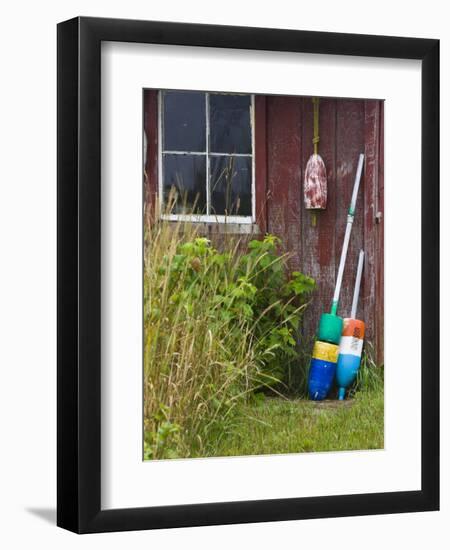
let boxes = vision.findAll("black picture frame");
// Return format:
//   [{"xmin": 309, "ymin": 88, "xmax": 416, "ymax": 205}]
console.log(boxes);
[{"xmin": 57, "ymin": 16, "xmax": 439, "ymax": 534}]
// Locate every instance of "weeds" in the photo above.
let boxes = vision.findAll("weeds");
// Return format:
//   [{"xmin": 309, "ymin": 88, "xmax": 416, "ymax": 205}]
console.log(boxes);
[
  {"xmin": 350, "ymin": 342, "xmax": 384, "ymax": 396},
  {"xmin": 143, "ymin": 217, "xmax": 315, "ymax": 459}
]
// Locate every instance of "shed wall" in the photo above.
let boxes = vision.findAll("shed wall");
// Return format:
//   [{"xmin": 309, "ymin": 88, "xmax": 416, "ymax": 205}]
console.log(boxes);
[
  {"xmin": 144, "ymin": 91, "xmax": 384, "ymax": 363},
  {"xmin": 265, "ymin": 96, "xmax": 384, "ymax": 362}
]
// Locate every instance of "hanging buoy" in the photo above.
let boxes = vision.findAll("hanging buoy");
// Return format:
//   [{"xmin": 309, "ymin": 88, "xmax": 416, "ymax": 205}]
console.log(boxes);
[
  {"xmin": 304, "ymin": 98, "xmax": 327, "ymax": 225},
  {"xmin": 307, "ymin": 154, "xmax": 364, "ymax": 401},
  {"xmin": 336, "ymin": 250, "xmax": 366, "ymax": 400}
]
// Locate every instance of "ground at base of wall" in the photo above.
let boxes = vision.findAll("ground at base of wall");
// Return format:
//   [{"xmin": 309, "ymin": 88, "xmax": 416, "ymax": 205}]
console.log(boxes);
[{"xmin": 198, "ymin": 389, "xmax": 384, "ymax": 458}]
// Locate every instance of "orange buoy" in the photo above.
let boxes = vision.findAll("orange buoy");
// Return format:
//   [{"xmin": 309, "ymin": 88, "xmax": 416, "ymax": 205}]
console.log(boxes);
[{"xmin": 342, "ymin": 318, "xmax": 365, "ymax": 340}]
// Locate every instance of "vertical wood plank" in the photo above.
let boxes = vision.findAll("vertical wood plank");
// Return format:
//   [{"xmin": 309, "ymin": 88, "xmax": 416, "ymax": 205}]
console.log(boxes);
[
  {"xmin": 363, "ymin": 100, "xmax": 381, "ymax": 358},
  {"xmin": 266, "ymin": 96, "xmax": 302, "ymax": 271},
  {"xmin": 254, "ymin": 95, "xmax": 268, "ymax": 234},
  {"xmin": 335, "ymin": 100, "xmax": 365, "ymax": 324},
  {"xmin": 143, "ymin": 89, "xmax": 158, "ymax": 222},
  {"xmin": 376, "ymin": 101, "xmax": 384, "ymax": 364},
  {"xmin": 300, "ymin": 97, "xmax": 337, "ymax": 344}
]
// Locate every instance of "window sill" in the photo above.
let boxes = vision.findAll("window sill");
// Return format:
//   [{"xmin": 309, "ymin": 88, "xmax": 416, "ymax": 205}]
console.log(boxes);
[{"xmin": 163, "ymin": 219, "xmax": 261, "ymax": 236}]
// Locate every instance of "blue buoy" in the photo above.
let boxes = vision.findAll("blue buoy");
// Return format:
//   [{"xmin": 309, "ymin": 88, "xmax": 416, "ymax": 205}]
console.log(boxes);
[
  {"xmin": 336, "ymin": 352, "xmax": 361, "ymax": 400},
  {"xmin": 308, "ymin": 357, "xmax": 337, "ymax": 401}
]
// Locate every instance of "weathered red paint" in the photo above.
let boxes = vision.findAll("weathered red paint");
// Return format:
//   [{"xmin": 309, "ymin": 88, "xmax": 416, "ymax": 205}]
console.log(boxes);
[
  {"xmin": 363, "ymin": 100, "xmax": 381, "ymax": 356},
  {"xmin": 335, "ymin": 99, "xmax": 365, "ymax": 333},
  {"xmin": 143, "ymin": 91, "xmax": 384, "ymax": 363},
  {"xmin": 299, "ymin": 98, "xmax": 337, "ymax": 348},
  {"xmin": 143, "ymin": 89, "xmax": 158, "ymax": 222},
  {"xmin": 266, "ymin": 96, "xmax": 302, "ymax": 272},
  {"xmin": 265, "ymin": 96, "xmax": 383, "ymax": 363},
  {"xmin": 376, "ymin": 101, "xmax": 384, "ymax": 363},
  {"xmin": 254, "ymin": 96, "xmax": 268, "ymax": 234}
]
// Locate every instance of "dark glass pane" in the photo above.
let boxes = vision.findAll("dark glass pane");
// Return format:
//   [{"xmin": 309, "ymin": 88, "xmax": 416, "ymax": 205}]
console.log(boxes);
[
  {"xmin": 163, "ymin": 91, "xmax": 206, "ymax": 152},
  {"xmin": 209, "ymin": 94, "xmax": 252, "ymax": 154},
  {"xmin": 163, "ymin": 154, "xmax": 206, "ymax": 214},
  {"xmin": 210, "ymin": 156, "xmax": 252, "ymax": 216}
]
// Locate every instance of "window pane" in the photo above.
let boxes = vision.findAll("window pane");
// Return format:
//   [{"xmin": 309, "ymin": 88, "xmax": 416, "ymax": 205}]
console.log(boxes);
[
  {"xmin": 163, "ymin": 154, "xmax": 206, "ymax": 214},
  {"xmin": 210, "ymin": 156, "xmax": 252, "ymax": 216},
  {"xmin": 163, "ymin": 91, "xmax": 206, "ymax": 152},
  {"xmin": 209, "ymin": 94, "xmax": 252, "ymax": 154}
]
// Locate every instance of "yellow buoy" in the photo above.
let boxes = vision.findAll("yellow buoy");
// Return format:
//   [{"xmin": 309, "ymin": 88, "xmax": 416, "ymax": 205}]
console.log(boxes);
[{"xmin": 312, "ymin": 341, "xmax": 339, "ymax": 363}]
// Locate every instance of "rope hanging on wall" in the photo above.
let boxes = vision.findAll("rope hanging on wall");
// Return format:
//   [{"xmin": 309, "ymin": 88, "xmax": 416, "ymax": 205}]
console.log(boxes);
[{"xmin": 313, "ymin": 96, "xmax": 320, "ymax": 155}]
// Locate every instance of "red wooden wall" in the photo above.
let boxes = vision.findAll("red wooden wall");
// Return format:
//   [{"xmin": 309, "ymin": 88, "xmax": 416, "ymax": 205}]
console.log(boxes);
[
  {"xmin": 264, "ymin": 96, "xmax": 384, "ymax": 363},
  {"xmin": 144, "ymin": 92, "xmax": 384, "ymax": 363}
]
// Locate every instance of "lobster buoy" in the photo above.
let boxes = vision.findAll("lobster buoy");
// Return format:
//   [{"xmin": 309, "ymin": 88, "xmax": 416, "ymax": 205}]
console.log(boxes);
[
  {"xmin": 336, "ymin": 251, "xmax": 366, "ymax": 400},
  {"xmin": 304, "ymin": 154, "xmax": 327, "ymax": 210},
  {"xmin": 317, "ymin": 313, "xmax": 343, "ymax": 345},
  {"xmin": 336, "ymin": 319, "xmax": 365, "ymax": 400},
  {"xmin": 304, "ymin": 98, "xmax": 327, "ymax": 222},
  {"xmin": 308, "ymin": 341, "xmax": 339, "ymax": 401}
]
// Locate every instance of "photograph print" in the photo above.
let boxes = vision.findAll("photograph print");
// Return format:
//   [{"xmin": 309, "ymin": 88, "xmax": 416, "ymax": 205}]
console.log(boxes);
[{"xmin": 143, "ymin": 89, "xmax": 384, "ymax": 460}]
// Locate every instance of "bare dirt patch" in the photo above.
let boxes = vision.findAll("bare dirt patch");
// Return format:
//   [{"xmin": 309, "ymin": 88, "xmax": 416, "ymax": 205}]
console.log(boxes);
[{"xmin": 305, "ymin": 399, "xmax": 355, "ymax": 411}]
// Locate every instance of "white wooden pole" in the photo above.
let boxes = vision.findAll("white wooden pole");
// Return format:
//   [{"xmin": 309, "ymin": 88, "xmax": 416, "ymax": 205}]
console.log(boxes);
[
  {"xmin": 351, "ymin": 250, "xmax": 365, "ymax": 319},
  {"xmin": 331, "ymin": 153, "xmax": 364, "ymax": 315}
]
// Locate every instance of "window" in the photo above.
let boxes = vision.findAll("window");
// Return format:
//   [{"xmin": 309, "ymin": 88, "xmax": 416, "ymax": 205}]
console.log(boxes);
[{"xmin": 159, "ymin": 90, "xmax": 254, "ymax": 222}]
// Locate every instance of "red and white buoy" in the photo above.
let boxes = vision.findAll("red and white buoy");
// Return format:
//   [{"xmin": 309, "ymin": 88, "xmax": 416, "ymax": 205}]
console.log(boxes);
[
  {"xmin": 304, "ymin": 98, "xmax": 327, "ymax": 221},
  {"xmin": 336, "ymin": 249, "xmax": 366, "ymax": 400}
]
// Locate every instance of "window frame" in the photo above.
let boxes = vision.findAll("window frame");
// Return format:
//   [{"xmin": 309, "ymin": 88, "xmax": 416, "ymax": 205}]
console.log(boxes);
[{"xmin": 157, "ymin": 90, "xmax": 256, "ymax": 224}]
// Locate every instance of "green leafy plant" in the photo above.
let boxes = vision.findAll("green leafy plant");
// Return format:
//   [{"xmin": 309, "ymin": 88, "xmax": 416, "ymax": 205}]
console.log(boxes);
[
  {"xmin": 144, "ymin": 220, "xmax": 315, "ymax": 458},
  {"xmin": 236, "ymin": 235, "xmax": 315, "ymax": 384}
]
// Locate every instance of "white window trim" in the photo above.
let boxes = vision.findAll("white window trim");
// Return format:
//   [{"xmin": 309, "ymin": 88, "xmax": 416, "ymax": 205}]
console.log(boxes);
[{"xmin": 157, "ymin": 90, "xmax": 256, "ymax": 224}]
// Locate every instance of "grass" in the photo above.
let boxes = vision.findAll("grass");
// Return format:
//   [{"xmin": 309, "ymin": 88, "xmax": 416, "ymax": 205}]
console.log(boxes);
[
  {"xmin": 205, "ymin": 389, "xmax": 384, "ymax": 458},
  {"xmin": 201, "ymin": 351, "xmax": 384, "ymax": 458}
]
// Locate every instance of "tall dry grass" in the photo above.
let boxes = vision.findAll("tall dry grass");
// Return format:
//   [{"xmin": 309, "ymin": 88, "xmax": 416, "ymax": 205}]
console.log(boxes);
[{"xmin": 144, "ymin": 219, "xmax": 267, "ymax": 458}]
